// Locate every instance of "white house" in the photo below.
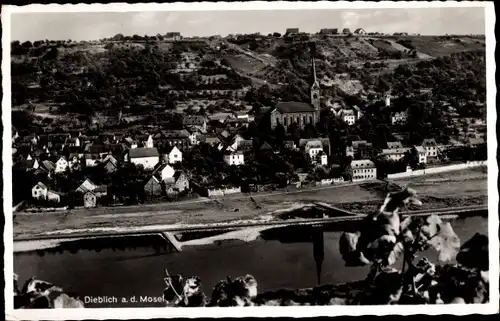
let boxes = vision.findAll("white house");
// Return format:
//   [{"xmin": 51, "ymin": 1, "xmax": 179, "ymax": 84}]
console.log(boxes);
[
  {"xmin": 167, "ymin": 146, "xmax": 182, "ymax": 164},
  {"xmin": 415, "ymin": 146, "xmax": 427, "ymax": 164},
  {"xmin": 340, "ymin": 109, "xmax": 357, "ymax": 125},
  {"xmin": 68, "ymin": 137, "xmax": 81, "ymax": 147},
  {"xmin": 391, "ymin": 110, "xmax": 408, "ymax": 125},
  {"xmin": 385, "ymin": 93, "xmax": 391, "ymax": 107},
  {"xmin": 154, "ymin": 163, "xmax": 176, "ymax": 181},
  {"xmin": 380, "ymin": 147, "xmax": 411, "ymax": 162},
  {"xmin": 32, "ymin": 182, "xmax": 48, "ymax": 199},
  {"xmin": 305, "ymin": 140, "xmax": 324, "ymax": 160},
  {"xmin": 129, "ymin": 147, "xmax": 160, "ymax": 169},
  {"xmin": 317, "ymin": 153, "xmax": 328, "ymax": 166},
  {"xmin": 47, "ymin": 190, "xmax": 61, "ymax": 203},
  {"xmin": 55, "ymin": 156, "xmax": 69, "ymax": 173},
  {"xmin": 224, "ymin": 152, "xmax": 245, "ymax": 166},
  {"xmin": 145, "ymin": 135, "xmax": 154, "ymax": 148},
  {"xmin": 350, "ymin": 159, "xmax": 377, "ymax": 182},
  {"xmin": 187, "ymin": 130, "xmax": 200, "ymax": 146},
  {"xmin": 421, "ymin": 138, "xmax": 439, "ymax": 158}
]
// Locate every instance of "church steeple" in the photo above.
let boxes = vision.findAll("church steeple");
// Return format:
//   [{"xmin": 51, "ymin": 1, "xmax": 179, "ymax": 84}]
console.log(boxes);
[{"xmin": 310, "ymin": 56, "xmax": 321, "ymax": 110}]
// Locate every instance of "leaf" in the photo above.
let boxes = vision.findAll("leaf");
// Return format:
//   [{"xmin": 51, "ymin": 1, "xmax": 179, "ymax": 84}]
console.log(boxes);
[{"xmin": 427, "ymin": 221, "xmax": 461, "ymax": 262}]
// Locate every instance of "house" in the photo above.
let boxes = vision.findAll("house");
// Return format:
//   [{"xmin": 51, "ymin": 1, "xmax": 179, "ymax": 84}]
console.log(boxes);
[
  {"xmin": 129, "ymin": 147, "xmax": 160, "ymax": 169},
  {"xmin": 238, "ymin": 139, "xmax": 254, "ymax": 153},
  {"xmin": 304, "ymin": 140, "xmax": 324, "ymax": 161},
  {"xmin": 415, "ymin": 146, "xmax": 427, "ymax": 164},
  {"xmin": 467, "ymin": 137, "xmax": 485, "ymax": 148},
  {"xmin": 55, "ymin": 156, "xmax": 69, "ymax": 173},
  {"xmin": 234, "ymin": 111, "xmax": 255, "ymax": 122},
  {"xmin": 67, "ymin": 137, "xmax": 81, "ymax": 147},
  {"xmin": 84, "ymin": 153, "xmax": 102, "ymax": 167},
  {"xmin": 165, "ymin": 146, "xmax": 182, "ymax": 164},
  {"xmin": 68, "ymin": 154, "xmax": 81, "ymax": 169},
  {"xmin": 103, "ymin": 154, "xmax": 118, "ymax": 173},
  {"xmin": 41, "ymin": 160, "xmax": 56, "ymax": 173},
  {"xmin": 201, "ymin": 135, "xmax": 221, "ymax": 146},
  {"xmin": 224, "ymin": 152, "xmax": 245, "ymax": 166},
  {"xmin": 165, "ymin": 32, "xmax": 182, "ymax": 41},
  {"xmin": 46, "ymin": 190, "xmax": 61, "ymax": 203},
  {"xmin": 380, "ymin": 147, "xmax": 411, "ymax": 161},
  {"xmin": 76, "ymin": 178, "xmax": 97, "ymax": 193},
  {"xmin": 32, "ymin": 182, "xmax": 48, "ymax": 200},
  {"xmin": 161, "ymin": 130, "xmax": 191, "ymax": 150},
  {"xmin": 319, "ymin": 28, "xmax": 338, "ymax": 35},
  {"xmin": 144, "ymin": 135, "xmax": 154, "ymax": 148},
  {"xmin": 299, "ymin": 138, "xmax": 331, "ymax": 156},
  {"xmin": 84, "ymin": 191, "xmax": 97, "ymax": 208},
  {"xmin": 391, "ymin": 110, "xmax": 409, "ymax": 125},
  {"xmin": 182, "ymin": 115, "xmax": 208, "ymax": 133},
  {"xmin": 346, "ymin": 140, "xmax": 373, "ymax": 159},
  {"xmin": 124, "ymin": 137, "xmax": 139, "ymax": 149},
  {"xmin": 315, "ymin": 152, "xmax": 328, "ymax": 166},
  {"xmin": 144, "ymin": 176, "xmax": 163, "ymax": 198},
  {"xmin": 285, "ymin": 28, "xmax": 299, "ymax": 35},
  {"xmin": 421, "ymin": 138, "xmax": 439, "ymax": 159},
  {"xmin": 15, "ymin": 158, "xmax": 40, "ymax": 171},
  {"xmin": 153, "ymin": 163, "xmax": 175, "ymax": 180},
  {"xmin": 387, "ymin": 141, "xmax": 404, "ymax": 149},
  {"xmin": 354, "ymin": 28, "xmax": 366, "ymax": 34},
  {"xmin": 220, "ymin": 134, "xmax": 245, "ymax": 152},
  {"xmin": 350, "ymin": 160, "xmax": 377, "ymax": 182},
  {"xmin": 173, "ymin": 170, "xmax": 189, "ymax": 192},
  {"xmin": 339, "ymin": 109, "xmax": 357, "ymax": 125},
  {"xmin": 93, "ymin": 185, "xmax": 108, "ymax": 198},
  {"xmin": 186, "ymin": 129, "xmax": 201, "ymax": 146},
  {"xmin": 258, "ymin": 141, "xmax": 274, "ymax": 154}
]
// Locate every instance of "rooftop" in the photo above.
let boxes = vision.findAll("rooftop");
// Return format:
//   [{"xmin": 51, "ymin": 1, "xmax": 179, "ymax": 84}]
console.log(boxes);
[
  {"xmin": 129, "ymin": 147, "xmax": 159, "ymax": 158},
  {"xmin": 275, "ymin": 102, "xmax": 316, "ymax": 113}
]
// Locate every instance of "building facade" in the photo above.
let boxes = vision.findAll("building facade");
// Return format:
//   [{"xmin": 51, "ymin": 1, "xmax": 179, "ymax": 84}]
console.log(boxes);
[
  {"xmin": 351, "ymin": 159, "xmax": 377, "ymax": 181},
  {"xmin": 270, "ymin": 57, "xmax": 321, "ymax": 132}
]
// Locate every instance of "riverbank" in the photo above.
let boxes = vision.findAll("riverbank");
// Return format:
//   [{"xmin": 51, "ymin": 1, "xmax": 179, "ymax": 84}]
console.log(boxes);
[
  {"xmin": 13, "ymin": 216, "xmax": 489, "ymax": 308},
  {"xmin": 13, "ymin": 168, "xmax": 487, "ymax": 240}
]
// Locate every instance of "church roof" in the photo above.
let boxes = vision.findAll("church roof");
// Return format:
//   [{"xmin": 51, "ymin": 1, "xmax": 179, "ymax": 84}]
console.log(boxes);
[{"xmin": 275, "ymin": 102, "xmax": 316, "ymax": 113}]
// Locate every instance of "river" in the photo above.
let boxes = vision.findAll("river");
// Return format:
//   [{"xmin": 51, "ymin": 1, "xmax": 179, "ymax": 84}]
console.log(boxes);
[{"xmin": 14, "ymin": 215, "xmax": 488, "ymax": 308}]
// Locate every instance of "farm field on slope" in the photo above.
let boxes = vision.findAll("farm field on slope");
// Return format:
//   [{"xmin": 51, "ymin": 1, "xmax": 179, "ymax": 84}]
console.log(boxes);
[{"xmin": 13, "ymin": 169, "xmax": 487, "ymax": 239}]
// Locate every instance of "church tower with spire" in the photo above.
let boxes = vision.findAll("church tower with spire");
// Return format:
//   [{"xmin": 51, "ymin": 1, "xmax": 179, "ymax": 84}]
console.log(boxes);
[{"xmin": 310, "ymin": 55, "xmax": 321, "ymax": 123}]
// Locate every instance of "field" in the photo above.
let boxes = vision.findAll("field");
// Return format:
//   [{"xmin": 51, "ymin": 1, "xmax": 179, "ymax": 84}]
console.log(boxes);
[{"xmin": 13, "ymin": 168, "xmax": 488, "ymax": 239}]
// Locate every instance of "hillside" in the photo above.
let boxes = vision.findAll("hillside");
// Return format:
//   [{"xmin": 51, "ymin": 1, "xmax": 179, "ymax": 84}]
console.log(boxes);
[{"xmin": 10, "ymin": 33, "xmax": 486, "ymax": 132}]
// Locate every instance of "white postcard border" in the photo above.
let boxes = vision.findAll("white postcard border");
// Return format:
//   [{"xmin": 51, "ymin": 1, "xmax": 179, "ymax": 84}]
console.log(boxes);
[{"xmin": 2, "ymin": 1, "xmax": 498, "ymax": 319}]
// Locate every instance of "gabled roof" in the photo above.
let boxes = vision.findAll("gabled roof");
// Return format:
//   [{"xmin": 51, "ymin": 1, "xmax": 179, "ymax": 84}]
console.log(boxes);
[
  {"xmin": 387, "ymin": 141, "xmax": 403, "ymax": 149},
  {"xmin": 422, "ymin": 138, "xmax": 437, "ymax": 147},
  {"xmin": 129, "ymin": 147, "xmax": 159, "ymax": 158},
  {"xmin": 275, "ymin": 102, "xmax": 316, "ymax": 113},
  {"xmin": 468, "ymin": 137, "xmax": 485, "ymax": 145},
  {"xmin": 34, "ymin": 182, "xmax": 48, "ymax": 190},
  {"xmin": 41, "ymin": 160, "xmax": 55, "ymax": 171},
  {"xmin": 351, "ymin": 159, "xmax": 376, "ymax": 169},
  {"xmin": 259, "ymin": 142, "xmax": 273, "ymax": 151},
  {"xmin": 173, "ymin": 170, "xmax": 187, "ymax": 181}
]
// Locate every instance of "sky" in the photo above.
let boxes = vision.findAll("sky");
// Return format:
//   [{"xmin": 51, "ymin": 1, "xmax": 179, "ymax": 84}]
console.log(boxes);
[{"xmin": 10, "ymin": 7, "xmax": 485, "ymax": 41}]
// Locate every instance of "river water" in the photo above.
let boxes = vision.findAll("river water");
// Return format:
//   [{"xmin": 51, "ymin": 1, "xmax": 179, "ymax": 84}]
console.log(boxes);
[{"xmin": 14, "ymin": 215, "xmax": 488, "ymax": 308}]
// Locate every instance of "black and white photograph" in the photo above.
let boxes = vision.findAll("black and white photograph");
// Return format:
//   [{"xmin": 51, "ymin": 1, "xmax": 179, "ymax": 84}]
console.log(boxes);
[{"xmin": 2, "ymin": 1, "xmax": 498, "ymax": 319}]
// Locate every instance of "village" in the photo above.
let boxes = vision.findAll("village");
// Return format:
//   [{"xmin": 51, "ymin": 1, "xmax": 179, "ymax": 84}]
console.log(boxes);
[{"xmin": 11, "ymin": 29, "xmax": 487, "ymax": 211}]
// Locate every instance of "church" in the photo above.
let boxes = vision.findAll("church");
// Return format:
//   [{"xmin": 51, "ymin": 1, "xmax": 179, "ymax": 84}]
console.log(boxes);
[{"xmin": 270, "ymin": 57, "xmax": 321, "ymax": 132}]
